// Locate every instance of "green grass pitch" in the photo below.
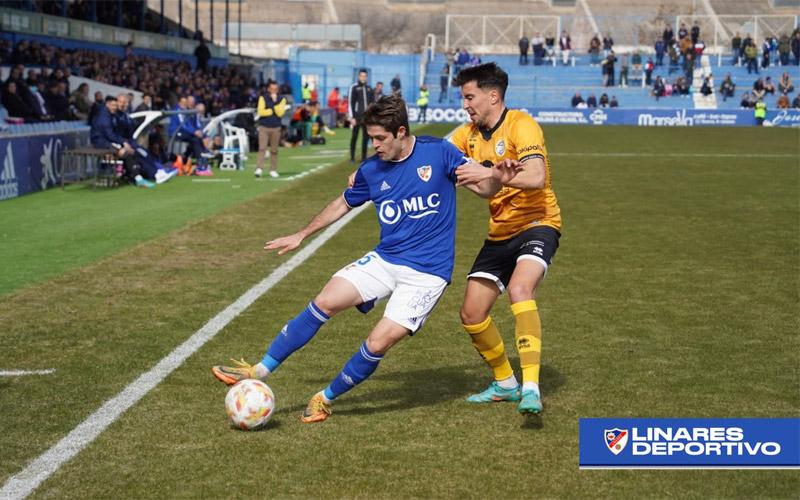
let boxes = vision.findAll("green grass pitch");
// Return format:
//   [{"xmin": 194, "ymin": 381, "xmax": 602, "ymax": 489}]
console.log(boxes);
[{"xmin": 0, "ymin": 124, "xmax": 798, "ymax": 498}]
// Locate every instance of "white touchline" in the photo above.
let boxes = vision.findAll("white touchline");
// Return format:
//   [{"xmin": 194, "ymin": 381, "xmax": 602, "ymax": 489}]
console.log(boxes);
[
  {"xmin": 0, "ymin": 202, "xmax": 371, "ymax": 500},
  {"xmin": 551, "ymin": 152, "xmax": 797, "ymax": 158},
  {"xmin": 0, "ymin": 369, "xmax": 55, "ymax": 377}
]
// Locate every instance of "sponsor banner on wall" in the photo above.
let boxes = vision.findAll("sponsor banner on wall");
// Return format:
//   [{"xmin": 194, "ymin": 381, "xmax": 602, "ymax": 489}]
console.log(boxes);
[
  {"xmin": 0, "ymin": 129, "xmax": 89, "ymax": 201},
  {"xmin": 407, "ymin": 106, "xmax": 800, "ymax": 127},
  {"xmin": 579, "ymin": 418, "xmax": 800, "ymax": 469}
]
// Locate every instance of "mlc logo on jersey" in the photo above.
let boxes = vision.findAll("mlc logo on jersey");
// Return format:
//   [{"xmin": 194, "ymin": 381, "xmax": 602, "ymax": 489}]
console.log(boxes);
[
  {"xmin": 605, "ymin": 429, "xmax": 629, "ymax": 455},
  {"xmin": 378, "ymin": 194, "xmax": 441, "ymax": 225}
]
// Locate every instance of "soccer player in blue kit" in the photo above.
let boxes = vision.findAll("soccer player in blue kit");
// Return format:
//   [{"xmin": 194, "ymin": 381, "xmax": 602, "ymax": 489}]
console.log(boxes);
[{"xmin": 212, "ymin": 95, "xmax": 519, "ymax": 423}]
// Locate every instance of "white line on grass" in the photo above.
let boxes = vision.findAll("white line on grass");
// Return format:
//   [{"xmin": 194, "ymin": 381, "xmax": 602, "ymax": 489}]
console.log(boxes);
[
  {"xmin": 190, "ymin": 178, "xmax": 231, "ymax": 183},
  {"xmin": 551, "ymin": 152, "xmax": 797, "ymax": 158},
  {"xmin": 0, "ymin": 202, "xmax": 371, "ymax": 500},
  {"xmin": 0, "ymin": 369, "xmax": 55, "ymax": 377}
]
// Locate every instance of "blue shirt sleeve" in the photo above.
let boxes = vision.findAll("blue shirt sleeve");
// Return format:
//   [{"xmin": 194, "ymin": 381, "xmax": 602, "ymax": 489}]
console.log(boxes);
[
  {"xmin": 343, "ymin": 168, "xmax": 371, "ymax": 208},
  {"xmin": 441, "ymin": 140, "xmax": 468, "ymax": 182}
]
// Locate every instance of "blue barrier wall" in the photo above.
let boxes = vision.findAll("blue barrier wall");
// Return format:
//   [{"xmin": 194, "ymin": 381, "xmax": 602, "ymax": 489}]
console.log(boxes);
[
  {"xmin": 405, "ymin": 106, "xmax": 800, "ymax": 127},
  {"xmin": 0, "ymin": 128, "xmax": 90, "ymax": 201}
]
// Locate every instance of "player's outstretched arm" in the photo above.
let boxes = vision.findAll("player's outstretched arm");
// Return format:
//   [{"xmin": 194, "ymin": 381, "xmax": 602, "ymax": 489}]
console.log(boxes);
[
  {"xmin": 501, "ymin": 157, "xmax": 546, "ymax": 190},
  {"xmin": 264, "ymin": 195, "xmax": 352, "ymax": 255},
  {"xmin": 456, "ymin": 159, "xmax": 522, "ymax": 198}
]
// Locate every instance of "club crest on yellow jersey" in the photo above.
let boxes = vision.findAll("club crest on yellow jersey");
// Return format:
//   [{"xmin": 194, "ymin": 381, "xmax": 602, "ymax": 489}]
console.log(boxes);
[{"xmin": 495, "ymin": 139, "xmax": 505, "ymax": 156}]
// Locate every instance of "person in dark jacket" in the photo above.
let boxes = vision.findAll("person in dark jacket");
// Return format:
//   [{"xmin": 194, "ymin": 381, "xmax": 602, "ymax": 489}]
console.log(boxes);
[
  {"xmin": 348, "ymin": 68, "xmax": 374, "ymax": 163},
  {"xmin": 91, "ymin": 96, "xmax": 174, "ymax": 186},
  {"xmin": 255, "ymin": 80, "xmax": 288, "ymax": 178},
  {"xmin": 1, "ymin": 81, "xmax": 37, "ymax": 122},
  {"xmin": 194, "ymin": 40, "xmax": 211, "ymax": 73},
  {"xmin": 518, "ymin": 36, "xmax": 529, "ymax": 65}
]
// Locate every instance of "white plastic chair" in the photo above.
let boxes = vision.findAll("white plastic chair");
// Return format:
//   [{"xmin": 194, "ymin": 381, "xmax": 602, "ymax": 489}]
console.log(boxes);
[{"xmin": 219, "ymin": 121, "xmax": 249, "ymax": 170}]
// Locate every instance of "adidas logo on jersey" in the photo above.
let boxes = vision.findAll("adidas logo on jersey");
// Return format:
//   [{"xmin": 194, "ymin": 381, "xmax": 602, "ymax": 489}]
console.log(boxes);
[{"xmin": 380, "ymin": 180, "xmax": 391, "ymax": 191}]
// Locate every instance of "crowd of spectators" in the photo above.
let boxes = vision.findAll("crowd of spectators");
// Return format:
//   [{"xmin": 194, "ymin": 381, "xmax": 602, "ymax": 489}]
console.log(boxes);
[{"xmin": 1, "ymin": 39, "xmax": 255, "ymax": 124}]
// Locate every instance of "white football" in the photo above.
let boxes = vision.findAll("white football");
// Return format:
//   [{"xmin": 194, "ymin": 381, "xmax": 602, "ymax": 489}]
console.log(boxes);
[{"xmin": 225, "ymin": 379, "xmax": 275, "ymax": 430}]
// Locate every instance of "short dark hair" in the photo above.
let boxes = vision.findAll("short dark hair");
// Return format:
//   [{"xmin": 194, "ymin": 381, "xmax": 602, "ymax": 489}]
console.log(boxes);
[
  {"xmin": 453, "ymin": 62, "xmax": 509, "ymax": 100},
  {"xmin": 363, "ymin": 95, "xmax": 409, "ymax": 138},
  {"xmin": 358, "ymin": 68, "xmax": 368, "ymax": 75},
  {"xmin": 104, "ymin": 95, "xmax": 117, "ymax": 103}
]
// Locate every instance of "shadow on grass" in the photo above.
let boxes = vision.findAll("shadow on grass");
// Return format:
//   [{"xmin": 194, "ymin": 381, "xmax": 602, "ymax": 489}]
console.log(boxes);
[{"xmin": 287, "ymin": 362, "xmax": 565, "ymax": 418}]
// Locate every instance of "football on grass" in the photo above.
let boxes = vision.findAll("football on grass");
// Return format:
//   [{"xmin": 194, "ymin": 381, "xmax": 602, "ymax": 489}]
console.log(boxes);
[{"xmin": 225, "ymin": 379, "xmax": 275, "ymax": 430}]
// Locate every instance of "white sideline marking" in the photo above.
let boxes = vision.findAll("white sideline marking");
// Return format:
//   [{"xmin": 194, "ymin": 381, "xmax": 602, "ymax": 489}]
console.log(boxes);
[
  {"xmin": 0, "ymin": 369, "xmax": 55, "ymax": 377},
  {"xmin": 0, "ymin": 202, "xmax": 371, "ymax": 500},
  {"xmin": 551, "ymin": 152, "xmax": 797, "ymax": 158},
  {"xmin": 190, "ymin": 178, "xmax": 231, "ymax": 183}
]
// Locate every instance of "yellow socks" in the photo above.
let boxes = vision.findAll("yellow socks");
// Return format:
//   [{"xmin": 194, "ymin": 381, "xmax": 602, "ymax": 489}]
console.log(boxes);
[
  {"xmin": 463, "ymin": 316, "xmax": 514, "ymax": 382},
  {"xmin": 511, "ymin": 300, "xmax": 542, "ymax": 388}
]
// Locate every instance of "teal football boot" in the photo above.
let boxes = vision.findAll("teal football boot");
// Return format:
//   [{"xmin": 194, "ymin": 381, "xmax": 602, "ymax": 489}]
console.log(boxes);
[{"xmin": 466, "ymin": 381, "xmax": 521, "ymax": 403}]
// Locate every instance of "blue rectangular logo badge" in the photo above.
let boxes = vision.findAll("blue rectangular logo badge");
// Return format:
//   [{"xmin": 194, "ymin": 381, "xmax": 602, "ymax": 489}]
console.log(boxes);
[{"xmin": 579, "ymin": 418, "xmax": 800, "ymax": 469}]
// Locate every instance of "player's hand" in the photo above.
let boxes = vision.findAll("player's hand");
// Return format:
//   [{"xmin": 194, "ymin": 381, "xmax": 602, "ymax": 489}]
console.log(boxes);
[
  {"xmin": 347, "ymin": 169, "xmax": 357, "ymax": 188},
  {"xmin": 350, "ymin": 118, "xmax": 357, "ymax": 128},
  {"xmin": 264, "ymin": 233, "xmax": 304, "ymax": 255},
  {"xmin": 195, "ymin": 130, "xmax": 204, "ymax": 138},
  {"xmin": 455, "ymin": 160, "xmax": 491, "ymax": 186},
  {"xmin": 491, "ymin": 158, "xmax": 523, "ymax": 184}
]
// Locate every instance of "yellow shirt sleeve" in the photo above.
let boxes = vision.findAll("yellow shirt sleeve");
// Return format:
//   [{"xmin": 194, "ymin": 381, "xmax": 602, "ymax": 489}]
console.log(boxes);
[
  {"xmin": 274, "ymin": 98, "xmax": 287, "ymax": 118},
  {"xmin": 509, "ymin": 114, "xmax": 546, "ymax": 163},
  {"xmin": 448, "ymin": 124, "xmax": 470, "ymax": 154},
  {"xmin": 257, "ymin": 96, "xmax": 273, "ymax": 117}
]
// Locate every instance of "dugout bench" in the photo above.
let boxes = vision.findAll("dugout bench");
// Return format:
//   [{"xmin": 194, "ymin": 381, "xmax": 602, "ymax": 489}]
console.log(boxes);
[{"xmin": 60, "ymin": 146, "xmax": 121, "ymax": 189}]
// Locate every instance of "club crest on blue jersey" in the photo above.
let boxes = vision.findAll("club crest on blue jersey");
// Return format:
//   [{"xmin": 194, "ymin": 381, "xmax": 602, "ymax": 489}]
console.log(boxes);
[
  {"xmin": 605, "ymin": 428, "xmax": 629, "ymax": 455},
  {"xmin": 417, "ymin": 165, "xmax": 432, "ymax": 182}
]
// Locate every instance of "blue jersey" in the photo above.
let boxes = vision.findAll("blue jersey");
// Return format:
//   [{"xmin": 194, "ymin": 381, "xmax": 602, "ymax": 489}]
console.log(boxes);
[{"xmin": 343, "ymin": 136, "xmax": 465, "ymax": 282}]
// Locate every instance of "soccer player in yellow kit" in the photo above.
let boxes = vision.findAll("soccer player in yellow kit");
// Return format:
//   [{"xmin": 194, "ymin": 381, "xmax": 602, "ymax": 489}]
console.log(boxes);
[{"xmin": 451, "ymin": 63, "xmax": 561, "ymax": 414}]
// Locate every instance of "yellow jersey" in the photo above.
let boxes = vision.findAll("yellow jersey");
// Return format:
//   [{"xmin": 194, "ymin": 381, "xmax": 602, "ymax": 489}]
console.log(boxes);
[{"xmin": 450, "ymin": 108, "xmax": 561, "ymax": 240}]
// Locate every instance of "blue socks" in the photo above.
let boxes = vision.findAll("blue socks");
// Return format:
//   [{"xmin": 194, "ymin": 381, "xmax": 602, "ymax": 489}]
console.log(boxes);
[
  {"xmin": 323, "ymin": 342, "xmax": 383, "ymax": 401},
  {"xmin": 262, "ymin": 301, "xmax": 329, "ymax": 372}
]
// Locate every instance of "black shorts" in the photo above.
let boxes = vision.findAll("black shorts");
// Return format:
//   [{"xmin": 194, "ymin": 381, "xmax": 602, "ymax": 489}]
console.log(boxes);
[{"xmin": 467, "ymin": 225, "xmax": 560, "ymax": 292}]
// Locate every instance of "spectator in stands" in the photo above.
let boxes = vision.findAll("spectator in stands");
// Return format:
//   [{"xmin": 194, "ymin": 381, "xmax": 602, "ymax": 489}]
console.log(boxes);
[
  {"xmin": 599, "ymin": 93, "xmax": 610, "ymax": 107},
  {"xmin": 545, "ymin": 34, "xmax": 556, "ymax": 64},
  {"xmin": 745, "ymin": 41, "xmax": 759, "ymax": 74},
  {"xmin": 740, "ymin": 92, "xmax": 754, "ymax": 109},
  {"xmin": 301, "ymin": 83, "xmax": 312, "ymax": 102},
  {"xmin": 792, "ymin": 94, "xmax": 800, "ymax": 109},
  {"xmin": 778, "ymin": 34, "xmax": 791, "ymax": 66},
  {"xmin": 619, "ymin": 54, "xmax": 629, "ymax": 88},
  {"xmin": 777, "ymin": 94, "xmax": 790, "ymax": 109},
  {"xmin": 778, "ymin": 72, "xmax": 794, "ymax": 95},
  {"xmin": 469, "ymin": 53, "xmax": 482, "ymax": 66},
  {"xmin": 652, "ymin": 76, "xmax": 666, "ymax": 100},
  {"xmin": 559, "ymin": 30, "xmax": 571, "ymax": 66},
  {"xmin": 792, "ymin": 31, "xmax": 800, "ymax": 65},
  {"xmin": 586, "ymin": 94, "xmax": 597, "ymax": 108},
  {"xmin": 25, "ymin": 68, "xmax": 39, "ymax": 89},
  {"xmin": 439, "ymin": 64, "xmax": 450, "ymax": 102},
  {"xmin": 763, "ymin": 77, "xmax": 776, "ymax": 96},
  {"xmin": 115, "ymin": 93, "xmax": 137, "ymax": 140},
  {"xmin": 654, "ymin": 39, "xmax": 665, "ymax": 67},
  {"xmin": 194, "ymin": 40, "xmax": 211, "ymax": 73},
  {"xmin": 691, "ymin": 21, "xmax": 700, "ymax": 44},
  {"xmin": 609, "ymin": 95, "xmax": 619, "ymax": 108},
  {"xmin": 70, "ymin": 83, "xmax": 92, "ymax": 121},
  {"xmin": 455, "ymin": 48, "xmax": 470, "ymax": 73},
  {"xmin": 645, "ymin": 57, "xmax": 655, "ymax": 85},
  {"xmin": 673, "ymin": 75, "xmax": 690, "ymax": 96},
  {"xmin": 602, "ymin": 51, "xmax": 616, "ymax": 87},
  {"xmin": 390, "ymin": 74, "xmax": 402, "ymax": 97},
  {"xmin": 531, "ymin": 33, "xmax": 544, "ymax": 65},
  {"xmin": 348, "ymin": 68, "xmax": 374, "ymax": 163},
  {"xmin": 29, "ymin": 81, "xmax": 51, "ymax": 121},
  {"xmin": 700, "ymin": 76, "xmax": 713, "ymax": 96},
  {"xmin": 135, "ymin": 94, "xmax": 154, "ymax": 112},
  {"xmin": 752, "ymin": 78, "xmax": 766, "ymax": 101},
  {"xmin": 632, "ymin": 51, "xmax": 642, "ymax": 73},
  {"xmin": 720, "ymin": 74, "xmax": 736, "ymax": 101},
  {"xmin": 44, "ymin": 81, "xmax": 69, "ymax": 121},
  {"xmin": 88, "ymin": 91, "xmax": 104, "ymax": 124},
  {"xmin": 374, "ymin": 81, "xmax": 385, "ymax": 99},
  {"xmin": 1, "ymin": 82, "xmax": 36, "ymax": 122},
  {"xmin": 90, "ymin": 95, "xmax": 174, "ymax": 188},
  {"xmin": 602, "ymin": 35, "xmax": 614, "ymax": 58},
  {"xmin": 684, "ymin": 51, "xmax": 694, "ymax": 82},
  {"xmin": 668, "ymin": 43, "xmax": 679, "ymax": 74},
  {"xmin": 518, "ymin": 35, "xmax": 529, "ymax": 65},
  {"xmin": 256, "ymin": 80, "xmax": 288, "ymax": 179},
  {"xmin": 694, "ymin": 39, "xmax": 705, "ymax": 65},
  {"xmin": 663, "ymin": 24, "xmax": 675, "ymax": 48},
  {"xmin": 570, "ymin": 92, "xmax": 585, "ymax": 108},
  {"xmin": 678, "ymin": 22, "xmax": 688, "ymax": 41},
  {"xmin": 679, "ymin": 35, "xmax": 693, "ymax": 62},
  {"xmin": 589, "ymin": 34, "xmax": 601, "ymax": 66},
  {"xmin": 731, "ymin": 33, "xmax": 742, "ymax": 66},
  {"xmin": 761, "ymin": 39, "xmax": 771, "ymax": 69}
]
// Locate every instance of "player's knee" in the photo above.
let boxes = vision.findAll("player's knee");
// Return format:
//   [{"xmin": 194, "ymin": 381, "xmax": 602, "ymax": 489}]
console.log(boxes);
[
  {"xmin": 365, "ymin": 336, "xmax": 389, "ymax": 355},
  {"xmin": 506, "ymin": 284, "xmax": 535, "ymax": 303},
  {"xmin": 460, "ymin": 306, "xmax": 487, "ymax": 327},
  {"xmin": 311, "ymin": 296, "xmax": 339, "ymax": 317}
]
